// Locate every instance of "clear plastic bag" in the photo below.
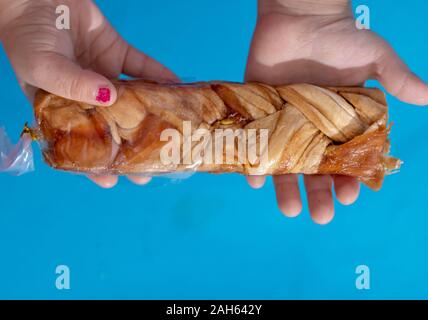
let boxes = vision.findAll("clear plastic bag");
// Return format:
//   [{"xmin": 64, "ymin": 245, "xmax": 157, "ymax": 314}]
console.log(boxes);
[
  {"xmin": 6, "ymin": 80, "xmax": 401, "ymax": 190},
  {"xmin": 0, "ymin": 126, "xmax": 34, "ymax": 175}
]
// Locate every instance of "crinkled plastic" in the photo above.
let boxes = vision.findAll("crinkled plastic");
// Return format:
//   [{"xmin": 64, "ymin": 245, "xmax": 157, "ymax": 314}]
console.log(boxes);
[
  {"xmin": 0, "ymin": 127, "xmax": 34, "ymax": 175},
  {"xmin": 16, "ymin": 80, "xmax": 402, "ymax": 190}
]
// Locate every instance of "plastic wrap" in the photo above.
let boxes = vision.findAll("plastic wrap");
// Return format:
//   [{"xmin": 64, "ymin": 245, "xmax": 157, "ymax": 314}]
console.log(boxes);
[
  {"xmin": 0, "ymin": 125, "xmax": 34, "ymax": 175},
  {"xmin": 26, "ymin": 80, "xmax": 400, "ymax": 190}
]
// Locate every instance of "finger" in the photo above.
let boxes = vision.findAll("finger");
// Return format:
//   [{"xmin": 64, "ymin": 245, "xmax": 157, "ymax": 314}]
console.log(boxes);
[
  {"xmin": 127, "ymin": 175, "xmax": 152, "ymax": 185},
  {"xmin": 377, "ymin": 48, "xmax": 428, "ymax": 105},
  {"xmin": 333, "ymin": 175, "xmax": 360, "ymax": 205},
  {"xmin": 304, "ymin": 175, "xmax": 334, "ymax": 225},
  {"xmin": 18, "ymin": 78, "xmax": 37, "ymax": 102},
  {"xmin": 28, "ymin": 52, "xmax": 117, "ymax": 106},
  {"xmin": 87, "ymin": 175, "xmax": 118, "ymax": 188},
  {"xmin": 246, "ymin": 175, "xmax": 266, "ymax": 189},
  {"xmin": 123, "ymin": 45, "xmax": 180, "ymax": 82},
  {"xmin": 273, "ymin": 174, "xmax": 302, "ymax": 217}
]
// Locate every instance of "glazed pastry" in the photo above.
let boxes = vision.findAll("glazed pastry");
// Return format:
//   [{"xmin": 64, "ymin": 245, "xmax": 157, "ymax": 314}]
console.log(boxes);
[{"xmin": 32, "ymin": 80, "xmax": 401, "ymax": 190}]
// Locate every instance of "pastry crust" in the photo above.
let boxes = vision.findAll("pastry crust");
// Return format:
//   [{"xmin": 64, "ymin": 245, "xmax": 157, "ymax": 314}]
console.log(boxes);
[{"xmin": 33, "ymin": 80, "xmax": 401, "ymax": 190}]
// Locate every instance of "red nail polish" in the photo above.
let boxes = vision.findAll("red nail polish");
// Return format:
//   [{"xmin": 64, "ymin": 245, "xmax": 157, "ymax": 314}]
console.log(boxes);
[{"xmin": 96, "ymin": 87, "xmax": 111, "ymax": 103}]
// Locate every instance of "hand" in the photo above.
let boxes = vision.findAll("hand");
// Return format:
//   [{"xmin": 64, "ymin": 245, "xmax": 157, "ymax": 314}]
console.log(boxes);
[
  {"xmin": 0, "ymin": 0, "xmax": 178, "ymax": 188},
  {"xmin": 245, "ymin": 0, "xmax": 428, "ymax": 224}
]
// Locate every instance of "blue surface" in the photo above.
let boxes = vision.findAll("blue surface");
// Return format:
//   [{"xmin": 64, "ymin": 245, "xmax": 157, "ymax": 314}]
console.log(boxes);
[{"xmin": 0, "ymin": 0, "xmax": 427, "ymax": 299}]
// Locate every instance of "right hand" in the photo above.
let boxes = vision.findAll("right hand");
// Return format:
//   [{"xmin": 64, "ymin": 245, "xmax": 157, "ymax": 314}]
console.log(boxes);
[{"xmin": 0, "ymin": 0, "xmax": 179, "ymax": 188}]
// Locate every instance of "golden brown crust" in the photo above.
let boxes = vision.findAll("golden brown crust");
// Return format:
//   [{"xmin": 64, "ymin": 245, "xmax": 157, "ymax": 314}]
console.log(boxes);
[{"xmin": 33, "ymin": 80, "xmax": 401, "ymax": 190}]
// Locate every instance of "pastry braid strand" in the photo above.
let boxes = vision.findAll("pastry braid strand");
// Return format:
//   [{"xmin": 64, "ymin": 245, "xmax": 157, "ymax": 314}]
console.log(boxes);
[{"xmin": 33, "ymin": 80, "xmax": 401, "ymax": 190}]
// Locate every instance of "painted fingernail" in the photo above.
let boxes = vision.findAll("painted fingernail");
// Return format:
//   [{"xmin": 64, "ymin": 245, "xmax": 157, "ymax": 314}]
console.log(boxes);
[{"xmin": 96, "ymin": 87, "xmax": 111, "ymax": 103}]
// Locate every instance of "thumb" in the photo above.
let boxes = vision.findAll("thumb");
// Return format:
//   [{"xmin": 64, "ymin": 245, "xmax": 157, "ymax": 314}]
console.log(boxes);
[
  {"xmin": 27, "ymin": 52, "xmax": 117, "ymax": 106},
  {"xmin": 376, "ymin": 47, "xmax": 428, "ymax": 105}
]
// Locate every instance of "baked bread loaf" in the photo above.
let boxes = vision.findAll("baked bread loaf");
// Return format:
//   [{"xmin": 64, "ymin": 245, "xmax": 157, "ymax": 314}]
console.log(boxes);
[{"xmin": 33, "ymin": 80, "xmax": 401, "ymax": 190}]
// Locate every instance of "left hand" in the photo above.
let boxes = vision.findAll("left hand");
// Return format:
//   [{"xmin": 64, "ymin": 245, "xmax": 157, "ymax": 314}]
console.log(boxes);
[{"xmin": 245, "ymin": 1, "xmax": 428, "ymax": 224}]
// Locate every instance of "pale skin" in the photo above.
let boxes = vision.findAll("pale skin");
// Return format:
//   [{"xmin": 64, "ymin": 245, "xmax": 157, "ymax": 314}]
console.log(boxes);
[
  {"xmin": 0, "ymin": 0, "xmax": 178, "ymax": 187},
  {"xmin": 246, "ymin": 0, "xmax": 428, "ymax": 224},
  {"xmin": 1, "ymin": 0, "xmax": 427, "ymax": 223}
]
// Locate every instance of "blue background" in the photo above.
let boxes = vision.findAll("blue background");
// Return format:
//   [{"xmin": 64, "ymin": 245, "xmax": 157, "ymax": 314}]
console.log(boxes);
[{"xmin": 0, "ymin": 0, "xmax": 427, "ymax": 299}]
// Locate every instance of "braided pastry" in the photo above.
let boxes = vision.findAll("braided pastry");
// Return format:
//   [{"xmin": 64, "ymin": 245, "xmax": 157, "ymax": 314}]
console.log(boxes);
[{"xmin": 33, "ymin": 80, "xmax": 401, "ymax": 190}]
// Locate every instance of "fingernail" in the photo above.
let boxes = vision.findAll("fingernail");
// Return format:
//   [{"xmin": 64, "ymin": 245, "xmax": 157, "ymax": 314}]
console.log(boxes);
[{"xmin": 96, "ymin": 87, "xmax": 111, "ymax": 103}]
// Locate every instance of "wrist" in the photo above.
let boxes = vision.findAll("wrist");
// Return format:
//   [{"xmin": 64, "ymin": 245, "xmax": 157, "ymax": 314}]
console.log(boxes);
[
  {"xmin": 258, "ymin": 0, "xmax": 352, "ymax": 17},
  {"xmin": 0, "ymin": 0, "xmax": 31, "ymax": 38}
]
